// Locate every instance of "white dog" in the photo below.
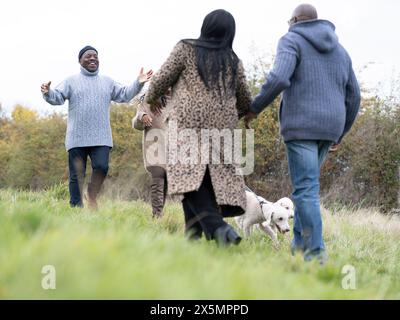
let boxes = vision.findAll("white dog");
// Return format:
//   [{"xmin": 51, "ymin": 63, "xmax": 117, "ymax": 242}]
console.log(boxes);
[
  {"xmin": 235, "ymin": 190, "xmax": 294, "ymax": 243},
  {"xmin": 275, "ymin": 197, "xmax": 294, "ymax": 218}
]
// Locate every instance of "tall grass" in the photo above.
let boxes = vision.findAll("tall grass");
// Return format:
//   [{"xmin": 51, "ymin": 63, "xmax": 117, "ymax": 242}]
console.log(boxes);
[{"xmin": 0, "ymin": 189, "xmax": 399, "ymax": 299}]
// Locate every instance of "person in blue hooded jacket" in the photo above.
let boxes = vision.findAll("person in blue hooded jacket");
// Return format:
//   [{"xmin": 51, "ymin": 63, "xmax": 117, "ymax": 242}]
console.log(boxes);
[{"xmin": 245, "ymin": 4, "xmax": 361, "ymax": 263}]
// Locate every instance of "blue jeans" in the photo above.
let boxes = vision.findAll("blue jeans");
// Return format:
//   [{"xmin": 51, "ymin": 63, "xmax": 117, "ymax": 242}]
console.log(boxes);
[
  {"xmin": 285, "ymin": 140, "xmax": 332, "ymax": 260},
  {"xmin": 68, "ymin": 146, "xmax": 110, "ymax": 207}
]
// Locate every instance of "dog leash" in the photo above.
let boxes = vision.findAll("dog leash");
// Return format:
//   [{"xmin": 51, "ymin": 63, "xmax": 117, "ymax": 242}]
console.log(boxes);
[
  {"xmin": 245, "ymin": 185, "xmax": 268, "ymax": 209},
  {"xmin": 245, "ymin": 186, "xmax": 277, "ymax": 227}
]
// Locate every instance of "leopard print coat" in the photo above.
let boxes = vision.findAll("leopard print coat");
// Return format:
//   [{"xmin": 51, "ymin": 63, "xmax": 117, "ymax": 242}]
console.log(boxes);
[{"xmin": 146, "ymin": 41, "xmax": 252, "ymax": 211}]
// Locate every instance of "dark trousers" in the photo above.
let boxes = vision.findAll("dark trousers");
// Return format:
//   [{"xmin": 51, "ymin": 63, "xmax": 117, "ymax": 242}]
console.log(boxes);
[
  {"xmin": 147, "ymin": 166, "xmax": 167, "ymax": 217},
  {"xmin": 68, "ymin": 146, "xmax": 110, "ymax": 207},
  {"xmin": 182, "ymin": 167, "xmax": 226, "ymax": 240}
]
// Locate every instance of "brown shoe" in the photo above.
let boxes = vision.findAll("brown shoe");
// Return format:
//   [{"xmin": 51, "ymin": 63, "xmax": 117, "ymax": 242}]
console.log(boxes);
[
  {"xmin": 88, "ymin": 197, "xmax": 98, "ymax": 211},
  {"xmin": 84, "ymin": 190, "xmax": 98, "ymax": 211}
]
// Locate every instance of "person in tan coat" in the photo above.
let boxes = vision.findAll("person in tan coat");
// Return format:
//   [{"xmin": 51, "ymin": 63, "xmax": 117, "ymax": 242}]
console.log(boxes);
[
  {"xmin": 145, "ymin": 9, "xmax": 252, "ymax": 245},
  {"xmin": 132, "ymin": 94, "xmax": 169, "ymax": 218}
]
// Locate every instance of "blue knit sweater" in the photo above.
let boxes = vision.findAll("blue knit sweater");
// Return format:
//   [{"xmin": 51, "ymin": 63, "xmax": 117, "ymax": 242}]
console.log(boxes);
[
  {"xmin": 43, "ymin": 67, "xmax": 143, "ymax": 150},
  {"xmin": 250, "ymin": 20, "xmax": 361, "ymax": 143}
]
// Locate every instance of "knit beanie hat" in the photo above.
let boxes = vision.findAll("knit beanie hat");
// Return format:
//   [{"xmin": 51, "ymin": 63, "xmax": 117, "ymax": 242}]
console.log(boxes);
[{"xmin": 78, "ymin": 46, "xmax": 98, "ymax": 61}]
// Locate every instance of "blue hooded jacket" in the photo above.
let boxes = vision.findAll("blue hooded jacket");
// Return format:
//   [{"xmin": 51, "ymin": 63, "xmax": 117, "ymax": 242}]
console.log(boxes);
[{"xmin": 250, "ymin": 20, "xmax": 361, "ymax": 143}]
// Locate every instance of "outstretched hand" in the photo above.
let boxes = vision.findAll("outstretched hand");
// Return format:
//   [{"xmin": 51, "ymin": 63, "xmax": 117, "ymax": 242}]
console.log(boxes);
[
  {"xmin": 137, "ymin": 68, "xmax": 153, "ymax": 84},
  {"xmin": 244, "ymin": 111, "xmax": 257, "ymax": 129},
  {"xmin": 41, "ymin": 81, "xmax": 51, "ymax": 95}
]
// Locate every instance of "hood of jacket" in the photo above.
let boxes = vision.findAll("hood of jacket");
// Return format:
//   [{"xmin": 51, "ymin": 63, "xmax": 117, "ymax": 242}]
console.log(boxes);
[{"xmin": 289, "ymin": 19, "xmax": 338, "ymax": 53}]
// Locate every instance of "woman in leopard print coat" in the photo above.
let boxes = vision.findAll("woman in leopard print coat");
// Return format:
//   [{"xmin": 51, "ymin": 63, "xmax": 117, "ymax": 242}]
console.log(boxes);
[{"xmin": 146, "ymin": 9, "xmax": 252, "ymax": 245}]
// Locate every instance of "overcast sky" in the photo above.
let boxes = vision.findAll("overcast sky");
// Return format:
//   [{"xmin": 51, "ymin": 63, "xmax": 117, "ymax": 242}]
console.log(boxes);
[{"xmin": 1, "ymin": 0, "xmax": 399, "ymax": 115}]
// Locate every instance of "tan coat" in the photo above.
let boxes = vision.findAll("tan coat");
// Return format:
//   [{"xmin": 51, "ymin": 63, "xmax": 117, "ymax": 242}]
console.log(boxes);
[
  {"xmin": 132, "ymin": 97, "xmax": 168, "ymax": 170},
  {"xmin": 146, "ymin": 41, "xmax": 252, "ymax": 211}
]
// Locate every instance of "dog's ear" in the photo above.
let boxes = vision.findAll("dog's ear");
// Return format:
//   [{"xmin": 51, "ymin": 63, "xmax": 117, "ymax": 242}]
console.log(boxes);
[{"xmin": 261, "ymin": 204, "xmax": 275, "ymax": 222}]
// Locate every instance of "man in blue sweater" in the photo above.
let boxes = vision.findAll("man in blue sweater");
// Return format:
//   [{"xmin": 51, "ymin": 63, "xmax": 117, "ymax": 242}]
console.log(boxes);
[
  {"xmin": 246, "ymin": 4, "xmax": 361, "ymax": 263},
  {"xmin": 41, "ymin": 46, "xmax": 153, "ymax": 209}
]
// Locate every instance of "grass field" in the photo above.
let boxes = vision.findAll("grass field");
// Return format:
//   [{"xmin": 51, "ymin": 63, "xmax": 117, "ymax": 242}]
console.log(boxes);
[{"xmin": 0, "ymin": 187, "xmax": 399, "ymax": 299}]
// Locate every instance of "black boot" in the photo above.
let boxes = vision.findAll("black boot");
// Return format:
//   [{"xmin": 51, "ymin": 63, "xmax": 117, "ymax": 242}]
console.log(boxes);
[
  {"xmin": 185, "ymin": 226, "xmax": 203, "ymax": 241},
  {"xmin": 213, "ymin": 224, "xmax": 242, "ymax": 246}
]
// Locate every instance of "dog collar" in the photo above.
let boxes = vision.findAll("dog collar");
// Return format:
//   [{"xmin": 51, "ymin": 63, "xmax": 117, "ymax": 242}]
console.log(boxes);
[{"xmin": 258, "ymin": 198, "xmax": 268, "ymax": 211}]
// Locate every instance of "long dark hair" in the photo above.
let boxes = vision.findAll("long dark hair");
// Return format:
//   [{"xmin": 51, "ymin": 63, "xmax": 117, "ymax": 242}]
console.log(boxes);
[{"xmin": 183, "ymin": 9, "xmax": 239, "ymax": 93}]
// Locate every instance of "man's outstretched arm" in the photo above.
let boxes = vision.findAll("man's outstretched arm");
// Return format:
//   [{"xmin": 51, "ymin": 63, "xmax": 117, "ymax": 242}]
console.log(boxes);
[
  {"xmin": 111, "ymin": 68, "xmax": 153, "ymax": 103},
  {"xmin": 41, "ymin": 80, "xmax": 70, "ymax": 105}
]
